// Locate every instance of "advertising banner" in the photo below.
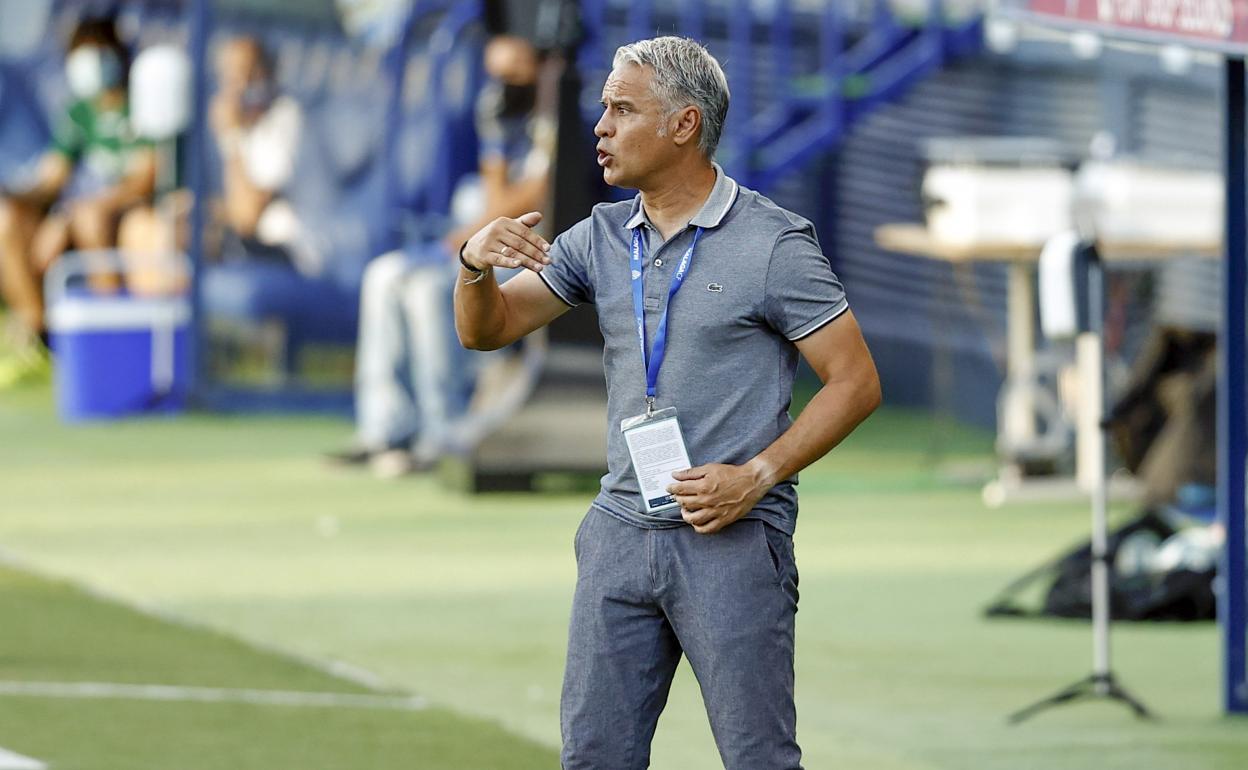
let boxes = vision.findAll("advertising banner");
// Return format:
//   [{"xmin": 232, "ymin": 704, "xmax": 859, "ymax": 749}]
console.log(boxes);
[{"xmin": 1025, "ymin": 0, "xmax": 1248, "ymax": 53}]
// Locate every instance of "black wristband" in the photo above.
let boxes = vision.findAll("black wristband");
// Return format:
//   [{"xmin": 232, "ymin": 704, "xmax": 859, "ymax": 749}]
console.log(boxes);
[{"xmin": 458, "ymin": 241, "xmax": 483, "ymax": 274}]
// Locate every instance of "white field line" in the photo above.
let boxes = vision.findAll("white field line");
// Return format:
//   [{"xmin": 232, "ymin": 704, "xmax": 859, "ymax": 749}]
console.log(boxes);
[
  {"xmin": 0, "ymin": 546, "xmax": 394, "ymax": 692},
  {"xmin": 0, "ymin": 680, "xmax": 428, "ymax": 711},
  {"xmin": 0, "ymin": 746, "xmax": 46, "ymax": 770}
]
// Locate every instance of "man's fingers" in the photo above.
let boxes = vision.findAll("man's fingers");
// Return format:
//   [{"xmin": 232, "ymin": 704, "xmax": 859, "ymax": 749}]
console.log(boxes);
[
  {"xmin": 517, "ymin": 210, "xmax": 543, "ymax": 228},
  {"xmin": 504, "ymin": 221, "xmax": 552, "ymax": 259},
  {"xmin": 484, "ymin": 250, "xmax": 545, "ymax": 273},
  {"xmin": 670, "ymin": 466, "xmax": 708, "ymax": 481},
  {"xmin": 681, "ymin": 507, "xmax": 713, "ymax": 526},
  {"xmin": 499, "ymin": 232, "xmax": 550, "ymax": 267},
  {"xmin": 674, "ymin": 494, "xmax": 702, "ymax": 512},
  {"xmin": 666, "ymin": 480, "xmax": 700, "ymax": 496},
  {"xmin": 693, "ymin": 520, "xmax": 726, "ymax": 535}
]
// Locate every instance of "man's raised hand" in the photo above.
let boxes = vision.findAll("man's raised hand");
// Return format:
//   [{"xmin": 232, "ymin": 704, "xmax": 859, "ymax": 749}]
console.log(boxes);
[{"xmin": 462, "ymin": 211, "xmax": 552, "ymax": 274}]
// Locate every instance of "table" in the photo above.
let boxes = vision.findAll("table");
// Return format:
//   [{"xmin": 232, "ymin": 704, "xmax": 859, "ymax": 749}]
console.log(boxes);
[{"xmin": 874, "ymin": 223, "xmax": 1220, "ymax": 505}]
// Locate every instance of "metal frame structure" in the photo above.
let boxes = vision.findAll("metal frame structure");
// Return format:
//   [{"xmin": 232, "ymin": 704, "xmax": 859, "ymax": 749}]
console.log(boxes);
[
  {"xmin": 184, "ymin": 0, "xmax": 210, "ymax": 392},
  {"xmin": 576, "ymin": 0, "xmax": 982, "ymax": 192},
  {"xmin": 999, "ymin": 0, "xmax": 1248, "ymax": 717},
  {"xmin": 1008, "ymin": 241, "xmax": 1153, "ymax": 723},
  {"xmin": 1222, "ymin": 56, "xmax": 1248, "ymax": 714}
]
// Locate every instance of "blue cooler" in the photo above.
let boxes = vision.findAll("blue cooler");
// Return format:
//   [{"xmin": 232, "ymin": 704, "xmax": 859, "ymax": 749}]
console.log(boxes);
[{"xmin": 46, "ymin": 252, "xmax": 192, "ymax": 421}]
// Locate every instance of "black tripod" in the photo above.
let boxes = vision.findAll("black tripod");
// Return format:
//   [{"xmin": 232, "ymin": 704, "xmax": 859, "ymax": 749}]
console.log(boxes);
[{"xmin": 1008, "ymin": 240, "xmax": 1154, "ymax": 724}]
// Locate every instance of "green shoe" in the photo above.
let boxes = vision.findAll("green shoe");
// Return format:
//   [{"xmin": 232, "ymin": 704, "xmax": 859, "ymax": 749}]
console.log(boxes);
[{"xmin": 0, "ymin": 348, "xmax": 50, "ymax": 390}]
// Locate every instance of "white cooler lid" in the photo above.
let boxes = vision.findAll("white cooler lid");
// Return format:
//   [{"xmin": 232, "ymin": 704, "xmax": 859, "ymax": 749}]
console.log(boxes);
[{"xmin": 48, "ymin": 296, "xmax": 190, "ymax": 333}]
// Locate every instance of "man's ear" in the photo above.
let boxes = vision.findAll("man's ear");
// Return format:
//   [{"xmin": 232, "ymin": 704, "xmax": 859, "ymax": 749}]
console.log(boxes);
[{"xmin": 670, "ymin": 105, "xmax": 702, "ymax": 148}]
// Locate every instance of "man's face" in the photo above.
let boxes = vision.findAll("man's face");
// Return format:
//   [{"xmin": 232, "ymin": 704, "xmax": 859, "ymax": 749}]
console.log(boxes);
[
  {"xmin": 594, "ymin": 63, "xmax": 673, "ymax": 189},
  {"xmin": 216, "ymin": 40, "xmax": 268, "ymax": 98},
  {"xmin": 484, "ymin": 35, "xmax": 538, "ymax": 86}
]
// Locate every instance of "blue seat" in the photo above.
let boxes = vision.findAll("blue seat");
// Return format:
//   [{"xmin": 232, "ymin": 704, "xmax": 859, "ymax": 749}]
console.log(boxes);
[
  {"xmin": 197, "ymin": 23, "xmax": 390, "ymax": 386},
  {"xmin": 202, "ymin": 261, "xmax": 358, "ymax": 344},
  {"xmin": 391, "ymin": 32, "xmax": 485, "ymax": 219},
  {"xmin": 193, "ymin": 5, "xmax": 488, "ymax": 408}
]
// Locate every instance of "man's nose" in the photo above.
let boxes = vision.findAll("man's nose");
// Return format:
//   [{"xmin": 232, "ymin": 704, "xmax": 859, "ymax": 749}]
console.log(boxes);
[{"xmin": 594, "ymin": 113, "xmax": 611, "ymax": 138}]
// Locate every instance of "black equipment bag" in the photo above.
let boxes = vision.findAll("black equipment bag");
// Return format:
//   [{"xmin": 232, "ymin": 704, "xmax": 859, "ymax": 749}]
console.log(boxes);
[{"xmin": 985, "ymin": 510, "xmax": 1216, "ymax": 622}]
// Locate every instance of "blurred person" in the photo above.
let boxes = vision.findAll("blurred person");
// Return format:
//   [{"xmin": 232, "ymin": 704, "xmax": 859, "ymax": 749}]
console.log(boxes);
[
  {"xmin": 0, "ymin": 17, "xmax": 155, "ymax": 347},
  {"xmin": 328, "ymin": 34, "xmax": 553, "ymax": 477},
  {"xmin": 454, "ymin": 37, "xmax": 880, "ymax": 767},
  {"xmin": 1109, "ymin": 253, "xmax": 1219, "ymax": 508},
  {"xmin": 208, "ymin": 35, "xmax": 312, "ymax": 273},
  {"xmin": 118, "ymin": 36, "xmax": 312, "ymax": 279}
]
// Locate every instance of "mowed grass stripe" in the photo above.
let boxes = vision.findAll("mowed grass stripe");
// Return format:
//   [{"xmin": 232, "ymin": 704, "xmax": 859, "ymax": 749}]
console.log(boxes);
[
  {"xmin": 0, "ymin": 681, "xmax": 428, "ymax": 710},
  {"xmin": 0, "ymin": 564, "xmax": 557, "ymax": 769}
]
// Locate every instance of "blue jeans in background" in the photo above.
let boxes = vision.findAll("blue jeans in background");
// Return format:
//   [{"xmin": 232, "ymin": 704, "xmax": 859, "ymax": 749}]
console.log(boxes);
[{"xmin": 352, "ymin": 245, "xmax": 473, "ymax": 458}]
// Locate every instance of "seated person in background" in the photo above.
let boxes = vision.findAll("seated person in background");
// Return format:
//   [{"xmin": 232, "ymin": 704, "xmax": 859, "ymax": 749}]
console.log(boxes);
[
  {"xmin": 329, "ymin": 34, "xmax": 554, "ymax": 477},
  {"xmin": 120, "ymin": 35, "xmax": 314, "ymax": 278},
  {"xmin": 208, "ymin": 36, "xmax": 316, "ymax": 274},
  {"xmin": 0, "ymin": 16, "xmax": 155, "ymax": 347}
]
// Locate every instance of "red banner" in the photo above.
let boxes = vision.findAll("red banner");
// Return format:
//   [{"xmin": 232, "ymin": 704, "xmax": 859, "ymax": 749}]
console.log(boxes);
[{"xmin": 1027, "ymin": 0, "xmax": 1248, "ymax": 51}]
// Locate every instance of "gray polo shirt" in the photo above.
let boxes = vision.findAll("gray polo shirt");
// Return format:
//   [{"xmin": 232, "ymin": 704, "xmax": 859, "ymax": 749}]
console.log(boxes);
[{"xmin": 538, "ymin": 163, "xmax": 848, "ymax": 535}]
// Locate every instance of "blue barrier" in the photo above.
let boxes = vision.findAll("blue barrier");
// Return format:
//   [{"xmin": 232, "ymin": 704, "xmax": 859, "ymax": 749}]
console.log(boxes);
[
  {"xmin": 190, "ymin": 0, "xmax": 486, "ymax": 411},
  {"xmin": 2, "ymin": 0, "xmax": 489, "ymax": 412},
  {"xmin": 577, "ymin": 0, "xmax": 984, "ymax": 193},
  {"xmin": 12, "ymin": 1, "xmax": 982, "ymax": 413},
  {"xmin": 1221, "ymin": 56, "xmax": 1248, "ymax": 716},
  {"xmin": 386, "ymin": 1, "xmax": 485, "ymax": 246}
]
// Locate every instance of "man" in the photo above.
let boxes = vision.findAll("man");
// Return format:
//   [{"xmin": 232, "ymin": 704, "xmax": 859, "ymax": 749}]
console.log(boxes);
[
  {"xmin": 207, "ymin": 36, "xmax": 308, "ymax": 272},
  {"xmin": 454, "ymin": 36, "xmax": 880, "ymax": 768},
  {"xmin": 0, "ymin": 17, "xmax": 155, "ymax": 346},
  {"xmin": 330, "ymin": 34, "xmax": 553, "ymax": 477},
  {"xmin": 117, "ymin": 35, "xmax": 307, "ymax": 286}
]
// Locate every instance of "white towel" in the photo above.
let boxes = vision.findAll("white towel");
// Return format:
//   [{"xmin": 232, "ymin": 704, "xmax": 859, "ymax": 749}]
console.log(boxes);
[{"xmin": 1038, "ymin": 230, "xmax": 1082, "ymax": 340}]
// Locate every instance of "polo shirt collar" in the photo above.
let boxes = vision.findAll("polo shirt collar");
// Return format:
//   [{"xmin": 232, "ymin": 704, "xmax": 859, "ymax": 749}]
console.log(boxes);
[{"xmin": 624, "ymin": 162, "xmax": 740, "ymax": 231}]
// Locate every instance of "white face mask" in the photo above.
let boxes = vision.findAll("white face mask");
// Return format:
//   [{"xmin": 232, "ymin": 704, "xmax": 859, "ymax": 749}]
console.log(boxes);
[{"xmin": 65, "ymin": 45, "xmax": 121, "ymax": 100}]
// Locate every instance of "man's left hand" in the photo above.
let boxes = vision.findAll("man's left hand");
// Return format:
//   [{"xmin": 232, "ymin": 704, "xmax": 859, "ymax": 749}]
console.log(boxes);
[{"xmin": 668, "ymin": 461, "xmax": 773, "ymax": 535}]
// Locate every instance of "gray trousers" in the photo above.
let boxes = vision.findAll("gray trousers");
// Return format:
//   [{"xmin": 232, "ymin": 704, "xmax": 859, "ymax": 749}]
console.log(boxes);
[{"xmin": 561, "ymin": 507, "xmax": 803, "ymax": 769}]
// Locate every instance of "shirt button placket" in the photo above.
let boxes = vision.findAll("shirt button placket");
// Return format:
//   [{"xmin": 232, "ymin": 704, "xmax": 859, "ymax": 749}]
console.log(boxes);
[{"xmin": 644, "ymin": 233, "xmax": 668, "ymax": 307}]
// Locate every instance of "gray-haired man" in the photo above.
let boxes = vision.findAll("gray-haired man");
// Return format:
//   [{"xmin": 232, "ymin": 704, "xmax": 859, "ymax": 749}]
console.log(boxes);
[{"xmin": 454, "ymin": 37, "xmax": 880, "ymax": 768}]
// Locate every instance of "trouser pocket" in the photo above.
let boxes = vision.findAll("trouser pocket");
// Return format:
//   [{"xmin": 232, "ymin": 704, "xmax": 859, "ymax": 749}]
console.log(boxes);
[{"xmin": 758, "ymin": 522, "xmax": 799, "ymax": 606}]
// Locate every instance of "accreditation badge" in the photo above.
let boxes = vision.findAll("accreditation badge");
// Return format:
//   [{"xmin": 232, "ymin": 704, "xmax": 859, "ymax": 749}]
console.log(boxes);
[{"xmin": 620, "ymin": 407, "xmax": 692, "ymax": 514}]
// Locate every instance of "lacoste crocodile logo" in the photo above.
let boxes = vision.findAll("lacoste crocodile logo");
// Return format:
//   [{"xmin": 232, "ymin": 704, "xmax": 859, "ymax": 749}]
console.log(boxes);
[{"xmin": 707, "ymin": 283, "xmax": 723, "ymax": 293}]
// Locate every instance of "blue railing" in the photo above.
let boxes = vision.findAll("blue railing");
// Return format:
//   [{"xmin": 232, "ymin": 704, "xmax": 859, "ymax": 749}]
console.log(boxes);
[
  {"xmin": 577, "ymin": 0, "xmax": 983, "ymax": 192},
  {"xmin": 381, "ymin": 0, "xmax": 486, "ymax": 252}
]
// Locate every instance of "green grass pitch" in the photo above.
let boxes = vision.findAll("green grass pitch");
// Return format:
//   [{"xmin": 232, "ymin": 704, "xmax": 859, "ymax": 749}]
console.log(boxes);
[
  {"xmin": 0, "ymin": 378, "xmax": 1245, "ymax": 768},
  {"xmin": 0, "ymin": 564, "xmax": 555, "ymax": 769}
]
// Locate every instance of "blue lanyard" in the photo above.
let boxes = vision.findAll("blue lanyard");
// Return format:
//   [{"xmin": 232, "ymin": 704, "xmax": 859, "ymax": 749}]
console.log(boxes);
[{"xmin": 630, "ymin": 224, "xmax": 703, "ymax": 415}]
